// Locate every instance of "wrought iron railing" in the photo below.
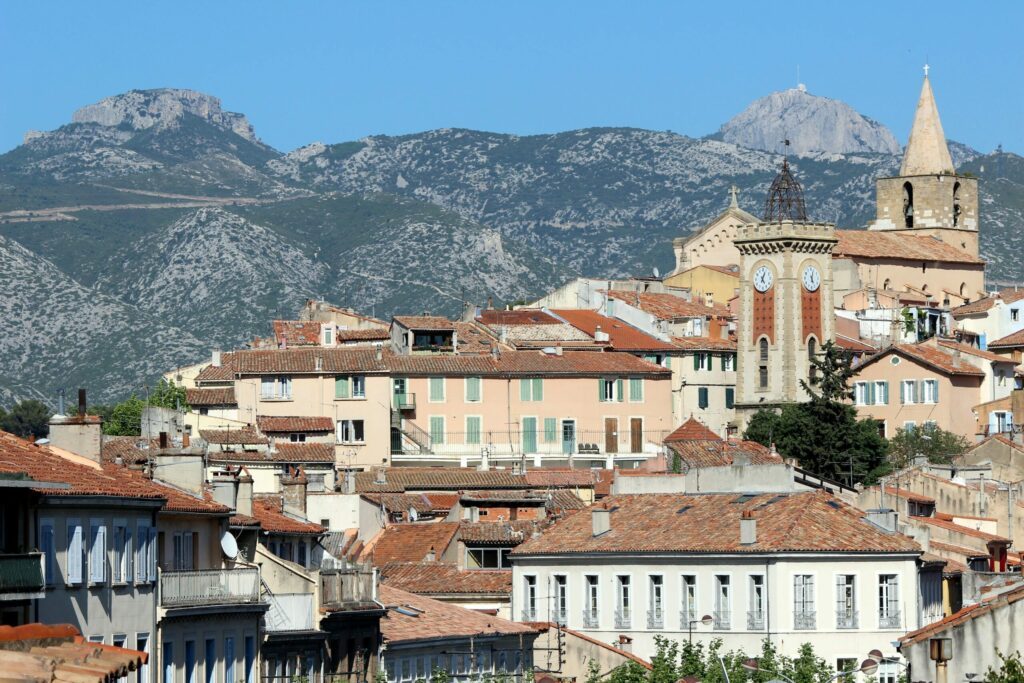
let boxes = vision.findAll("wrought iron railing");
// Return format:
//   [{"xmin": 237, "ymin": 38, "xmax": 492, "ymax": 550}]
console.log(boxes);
[
  {"xmin": 713, "ymin": 610, "xmax": 730, "ymax": 630},
  {"xmin": 614, "ymin": 608, "xmax": 632, "ymax": 629},
  {"xmin": 0, "ymin": 552, "xmax": 44, "ymax": 594},
  {"xmin": 582, "ymin": 608, "xmax": 600, "ymax": 628},
  {"xmin": 680, "ymin": 609, "xmax": 698, "ymax": 628},
  {"xmin": 388, "ymin": 428, "xmax": 673, "ymax": 459},
  {"xmin": 393, "ymin": 393, "xmax": 416, "ymax": 410},
  {"xmin": 521, "ymin": 608, "xmax": 537, "ymax": 621},
  {"xmin": 747, "ymin": 610, "xmax": 765, "ymax": 630},
  {"xmin": 879, "ymin": 612, "xmax": 901, "ymax": 629},
  {"xmin": 647, "ymin": 608, "xmax": 664, "ymax": 629},
  {"xmin": 836, "ymin": 610, "xmax": 858, "ymax": 629},
  {"xmin": 794, "ymin": 611, "xmax": 816, "ymax": 630},
  {"xmin": 160, "ymin": 568, "xmax": 261, "ymax": 607}
]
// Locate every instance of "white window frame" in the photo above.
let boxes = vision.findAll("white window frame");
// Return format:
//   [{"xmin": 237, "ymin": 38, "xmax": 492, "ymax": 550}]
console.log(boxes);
[
  {"xmin": 89, "ymin": 518, "xmax": 107, "ymax": 585},
  {"xmin": 793, "ymin": 573, "xmax": 816, "ymax": 628},
  {"xmin": 553, "ymin": 574, "xmax": 568, "ymax": 624},
  {"xmin": 681, "ymin": 574, "xmax": 698, "ymax": 622},
  {"xmin": 900, "ymin": 379, "xmax": 916, "ymax": 404},
  {"xmin": 260, "ymin": 375, "xmax": 292, "ymax": 400},
  {"xmin": 336, "ymin": 419, "xmax": 366, "ymax": 444},
  {"xmin": 714, "ymin": 574, "xmax": 731, "ymax": 628},
  {"xmin": 854, "ymin": 381, "xmax": 868, "ymax": 406},
  {"xmin": 922, "ymin": 379, "xmax": 938, "ymax": 404},
  {"xmin": 648, "ymin": 573, "xmax": 664, "ymax": 624},
  {"xmin": 723, "ymin": 354, "xmax": 735, "ymax": 371},
  {"xmin": 584, "ymin": 574, "xmax": 600, "ymax": 622},
  {"xmin": 616, "ymin": 574, "xmax": 632, "ymax": 622},
  {"xmin": 601, "ymin": 378, "xmax": 618, "ymax": 402},
  {"xmin": 523, "ymin": 575, "xmax": 537, "ymax": 619},
  {"xmin": 873, "ymin": 381, "xmax": 888, "ymax": 405},
  {"xmin": 878, "ymin": 574, "xmax": 900, "ymax": 626},
  {"xmin": 351, "ymin": 375, "xmax": 366, "ymax": 399},
  {"xmin": 748, "ymin": 573, "xmax": 765, "ymax": 615}
]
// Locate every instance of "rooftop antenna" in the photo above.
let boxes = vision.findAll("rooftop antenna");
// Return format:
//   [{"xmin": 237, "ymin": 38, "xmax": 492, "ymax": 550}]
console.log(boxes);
[{"xmin": 797, "ymin": 65, "xmax": 806, "ymax": 92}]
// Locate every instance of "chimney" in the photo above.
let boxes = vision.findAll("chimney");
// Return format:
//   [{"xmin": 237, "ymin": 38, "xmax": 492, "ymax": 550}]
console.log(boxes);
[
  {"xmin": 236, "ymin": 469, "xmax": 254, "ymax": 517},
  {"xmin": 512, "ymin": 460, "xmax": 522, "ymax": 475},
  {"xmin": 77, "ymin": 388, "xmax": 87, "ymax": 416},
  {"xmin": 491, "ymin": 345, "xmax": 501, "ymax": 360},
  {"xmin": 375, "ymin": 344, "xmax": 383, "ymax": 362},
  {"xmin": 864, "ymin": 508, "xmax": 898, "ymax": 533},
  {"xmin": 478, "ymin": 449, "xmax": 490, "ymax": 471},
  {"xmin": 210, "ymin": 469, "xmax": 239, "ymax": 509},
  {"xmin": 315, "ymin": 356, "xmax": 323, "ymax": 372},
  {"xmin": 592, "ymin": 506, "xmax": 611, "ymax": 536},
  {"xmin": 375, "ymin": 468, "xmax": 387, "ymax": 485},
  {"xmin": 425, "ymin": 546, "xmax": 437, "ymax": 562},
  {"xmin": 212, "ymin": 349, "xmax": 222, "ymax": 367},
  {"xmin": 47, "ymin": 413, "xmax": 103, "ymax": 463},
  {"xmin": 487, "ymin": 296, "xmax": 494, "ymax": 310},
  {"xmin": 594, "ymin": 326, "xmax": 610, "ymax": 343},
  {"xmin": 281, "ymin": 467, "xmax": 308, "ymax": 515},
  {"xmin": 554, "ymin": 344, "xmax": 563, "ymax": 356},
  {"xmin": 740, "ymin": 510, "xmax": 757, "ymax": 544}
]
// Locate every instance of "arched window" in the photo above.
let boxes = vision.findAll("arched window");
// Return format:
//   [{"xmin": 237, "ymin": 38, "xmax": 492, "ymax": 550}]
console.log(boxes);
[
  {"xmin": 959, "ymin": 282, "xmax": 966, "ymax": 297},
  {"xmin": 808, "ymin": 337, "xmax": 818, "ymax": 381},
  {"xmin": 758, "ymin": 338, "xmax": 769, "ymax": 389},
  {"xmin": 882, "ymin": 278, "xmax": 891, "ymax": 291},
  {"xmin": 903, "ymin": 182, "xmax": 914, "ymax": 228},
  {"xmin": 953, "ymin": 182, "xmax": 962, "ymax": 227}
]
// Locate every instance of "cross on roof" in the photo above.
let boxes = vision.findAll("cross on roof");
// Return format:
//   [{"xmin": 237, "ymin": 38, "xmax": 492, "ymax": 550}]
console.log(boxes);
[{"xmin": 924, "ymin": 63, "xmax": 930, "ymax": 77}]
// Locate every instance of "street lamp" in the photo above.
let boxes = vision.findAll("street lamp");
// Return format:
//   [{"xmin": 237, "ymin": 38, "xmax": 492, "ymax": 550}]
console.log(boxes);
[
  {"xmin": 687, "ymin": 614, "xmax": 713, "ymax": 643},
  {"xmin": 930, "ymin": 638, "xmax": 953, "ymax": 683}
]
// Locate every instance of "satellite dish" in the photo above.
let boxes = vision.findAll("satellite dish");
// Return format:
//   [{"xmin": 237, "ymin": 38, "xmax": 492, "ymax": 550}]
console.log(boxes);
[
  {"xmin": 653, "ymin": 266, "xmax": 661, "ymax": 278},
  {"xmin": 220, "ymin": 531, "xmax": 239, "ymax": 560}
]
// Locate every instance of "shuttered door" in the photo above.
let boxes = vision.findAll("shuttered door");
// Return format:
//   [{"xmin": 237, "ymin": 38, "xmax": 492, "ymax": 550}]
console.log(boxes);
[
  {"xmin": 605, "ymin": 418, "xmax": 618, "ymax": 454},
  {"xmin": 630, "ymin": 418, "xmax": 642, "ymax": 453}
]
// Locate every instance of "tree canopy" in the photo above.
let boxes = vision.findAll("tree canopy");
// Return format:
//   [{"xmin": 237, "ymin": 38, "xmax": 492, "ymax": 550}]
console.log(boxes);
[
  {"xmin": 0, "ymin": 400, "xmax": 52, "ymax": 439},
  {"xmin": 102, "ymin": 379, "xmax": 189, "ymax": 436}
]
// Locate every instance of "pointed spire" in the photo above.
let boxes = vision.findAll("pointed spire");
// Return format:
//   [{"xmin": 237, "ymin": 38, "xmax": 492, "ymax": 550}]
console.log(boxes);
[{"xmin": 900, "ymin": 70, "xmax": 955, "ymax": 176}]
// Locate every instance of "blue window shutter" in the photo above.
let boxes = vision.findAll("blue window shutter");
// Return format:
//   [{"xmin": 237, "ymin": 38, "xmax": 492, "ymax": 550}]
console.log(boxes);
[
  {"xmin": 40, "ymin": 522, "xmax": 55, "ymax": 586},
  {"xmin": 544, "ymin": 418, "xmax": 557, "ymax": 443},
  {"xmin": 148, "ymin": 527, "xmax": 158, "ymax": 582},
  {"xmin": 89, "ymin": 523, "xmax": 106, "ymax": 584},
  {"xmin": 533, "ymin": 378, "xmax": 543, "ymax": 401},
  {"xmin": 725, "ymin": 388, "xmax": 734, "ymax": 409}
]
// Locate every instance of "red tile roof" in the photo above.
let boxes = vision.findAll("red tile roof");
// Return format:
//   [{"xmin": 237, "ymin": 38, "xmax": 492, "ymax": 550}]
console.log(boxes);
[
  {"xmin": 380, "ymin": 562, "xmax": 512, "ymax": 596},
  {"xmin": 858, "ymin": 344, "xmax": 986, "ymax": 377},
  {"xmin": 835, "ymin": 335, "xmax": 878, "ymax": 353},
  {"xmin": 453, "ymin": 322, "xmax": 499, "ymax": 354},
  {"xmin": 552, "ymin": 309, "xmax": 677, "ymax": 352},
  {"xmin": 458, "ymin": 520, "xmax": 537, "ymax": 545},
  {"xmin": 393, "ymin": 315, "xmax": 455, "ymax": 330},
  {"xmin": 936, "ymin": 340, "xmax": 1015, "ymax": 364},
  {"xmin": 988, "ymin": 328, "xmax": 1024, "ymax": 349},
  {"xmin": 251, "ymin": 495, "xmax": 325, "ymax": 535},
  {"xmin": 513, "ymin": 490, "xmax": 921, "ymax": 556},
  {"xmin": 186, "ymin": 387, "xmax": 236, "ymax": 406},
  {"xmin": 356, "ymin": 468, "xmax": 526, "ymax": 493},
  {"xmin": 910, "ymin": 515, "xmax": 1010, "ymax": 543},
  {"xmin": 523, "ymin": 468, "xmax": 598, "ymax": 488},
  {"xmin": 952, "ymin": 288, "xmax": 1024, "ymax": 316},
  {"xmin": 361, "ymin": 492, "xmax": 439, "ymax": 515},
  {"xmin": 478, "ymin": 310, "xmax": 561, "ymax": 325},
  {"xmin": 878, "ymin": 486, "xmax": 935, "ymax": 504},
  {"xmin": 370, "ymin": 522, "xmax": 460, "ymax": 565},
  {"xmin": 900, "ymin": 582, "xmax": 1024, "ymax": 645},
  {"xmin": 257, "ymin": 416, "xmax": 334, "ymax": 433},
  {"xmin": 664, "ymin": 418, "xmax": 720, "ymax": 442},
  {"xmin": 200, "ymin": 428, "xmax": 269, "ymax": 445},
  {"xmin": 834, "ymin": 230, "xmax": 985, "ymax": 265},
  {"xmin": 378, "ymin": 584, "xmax": 535, "ymax": 645},
  {"xmin": 273, "ymin": 321, "xmax": 322, "ymax": 346},
  {"xmin": 670, "ymin": 336, "xmax": 737, "ymax": 351},
  {"xmin": 605, "ymin": 291, "xmax": 729, "ymax": 319},
  {"xmin": 666, "ymin": 440, "xmax": 781, "ymax": 468},
  {"xmin": 337, "ymin": 328, "xmax": 391, "ymax": 342},
  {"xmin": 208, "ymin": 442, "xmax": 335, "ymax": 463},
  {"xmin": 0, "ymin": 624, "xmax": 148, "ymax": 682}
]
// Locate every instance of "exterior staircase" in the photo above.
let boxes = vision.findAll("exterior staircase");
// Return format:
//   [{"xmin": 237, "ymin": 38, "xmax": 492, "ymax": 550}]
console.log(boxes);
[{"xmin": 390, "ymin": 410, "xmax": 433, "ymax": 454}]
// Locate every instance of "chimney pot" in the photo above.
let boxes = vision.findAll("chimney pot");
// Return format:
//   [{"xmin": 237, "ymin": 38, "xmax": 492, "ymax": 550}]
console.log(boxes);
[
  {"xmin": 740, "ymin": 510, "xmax": 757, "ymax": 544},
  {"xmin": 592, "ymin": 507, "xmax": 611, "ymax": 536},
  {"xmin": 77, "ymin": 389, "xmax": 87, "ymax": 416},
  {"xmin": 212, "ymin": 349, "xmax": 222, "ymax": 367}
]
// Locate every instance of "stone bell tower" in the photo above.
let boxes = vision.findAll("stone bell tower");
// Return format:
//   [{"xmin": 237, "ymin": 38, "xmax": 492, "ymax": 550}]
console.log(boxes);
[
  {"xmin": 870, "ymin": 68, "xmax": 979, "ymax": 257},
  {"xmin": 733, "ymin": 156, "xmax": 837, "ymax": 430}
]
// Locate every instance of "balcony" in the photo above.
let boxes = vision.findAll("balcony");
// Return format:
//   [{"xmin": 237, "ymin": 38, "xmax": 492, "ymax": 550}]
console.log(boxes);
[
  {"xmin": 0, "ymin": 552, "xmax": 45, "ymax": 599},
  {"xmin": 582, "ymin": 609, "xmax": 599, "ymax": 628},
  {"xmin": 393, "ymin": 393, "xmax": 416, "ymax": 411},
  {"xmin": 747, "ymin": 610, "xmax": 765, "ymax": 630},
  {"xmin": 614, "ymin": 609, "xmax": 632, "ymax": 629},
  {"xmin": 320, "ymin": 567, "xmax": 377, "ymax": 611},
  {"xmin": 160, "ymin": 568, "xmax": 261, "ymax": 608},
  {"xmin": 680, "ymin": 609, "xmax": 698, "ymax": 628},
  {"xmin": 553, "ymin": 609, "xmax": 567, "ymax": 626},
  {"xmin": 265, "ymin": 593, "xmax": 314, "ymax": 632},
  {"xmin": 837, "ymin": 611, "xmax": 859, "ymax": 629},
  {"xmin": 794, "ymin": 611, "xmax": 817, "ymax": 630},
  {"xmin": 879, "ymin": 612, "xmax": 901, "ymax": 629},
  {"xmin": 713, "ymin": 610, "xmax": 731, "ymax": 630},
  {"xmin": 647, "ymin": 608, "xmax": 664, "ymax": 629},
  {"xmin": 521, "ymin": 608, "xmax": 537, "ymax": 621}
]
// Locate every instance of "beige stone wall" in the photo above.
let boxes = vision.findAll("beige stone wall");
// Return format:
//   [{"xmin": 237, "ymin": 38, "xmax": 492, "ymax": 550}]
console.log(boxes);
[
  {"xmin": 662, "ymin": 266, "xmax": 739, "ymax": 307},
  {"xmin": 841, "ymin": 257, "xmax": 985, "ymax": 304},
  {"xmin": 873, "ymin": 175, "xmax": 979, "ymax": 240},
  {"xmin": 673, "ymin": 213, "xmax": 746, "ymax": 272},
  {"xmin": 676, "ymin": 351, "xmax": 737, "ymax": 436}
]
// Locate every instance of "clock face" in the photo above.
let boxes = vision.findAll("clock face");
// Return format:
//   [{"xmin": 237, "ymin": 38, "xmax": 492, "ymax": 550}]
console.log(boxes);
[
  {"xmin": 802, "ymin": 265, "xmax": 821, "ymax": 292},
  {"xmin": 753, "ymin": 266, "xmax": 774, "ymax": 292}
]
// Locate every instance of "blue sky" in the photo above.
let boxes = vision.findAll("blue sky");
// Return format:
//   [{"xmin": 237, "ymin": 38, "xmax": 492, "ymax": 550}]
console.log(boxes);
[{"xmin": 2, "ymin": 1, "xmax": 1022, "ymax": 154}]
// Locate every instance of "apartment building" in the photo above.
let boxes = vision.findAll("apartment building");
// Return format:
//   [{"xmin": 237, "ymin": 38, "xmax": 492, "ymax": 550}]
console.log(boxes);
[{"xmin": 510, "ymin": 491, "xmax": 922, "ymax": 675}]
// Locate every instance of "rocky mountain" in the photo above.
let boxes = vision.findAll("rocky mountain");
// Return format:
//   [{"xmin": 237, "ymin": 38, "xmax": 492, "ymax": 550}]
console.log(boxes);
[
  {"xmin": 717, "ymin": 87, "xmax": 901, "ymax": 156},
  {"xmin": 0, "ymin": 87, "xmax": 1021, "ymax": 404}
]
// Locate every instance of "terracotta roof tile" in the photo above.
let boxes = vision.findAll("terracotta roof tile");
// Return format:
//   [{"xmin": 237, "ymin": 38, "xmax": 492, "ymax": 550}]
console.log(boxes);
[
  {"xmin": 458, "ymin": 520, "xmax": 537, "ymax": 545},
  {"xmin": 936, "ymin": 340, "xmax": 1015, "ymax": 364},
  {"xmin": 523, "ymin": 468, "xmax": 597, "ymax": 487},
  {"xmin": 273, "ymin": 321, "xmax": 321, "ymax": 346},
  {"xmin": 834, "ymin": 230, "xmax": 985, "ymax": 265},
  {"xmin": 859, "ymin": 344, "xmax": 986, "ymax": 377},
  {"xmin": 900, "ymin": 582, "xmax": 1024, "ymax": 645},
  {"xmin": 513, "ymin": 490, "xmax": 922, "ymax": 556},
  {"xmin": 186, "ymin": 387, "xmax": 236, "ymax": 406},
  {"xmin": 0, "ymin": 624, "xmax": 148, "ymax": 681},
  {"xmin": 452, "ymin": 322, "xmax": 498, "ymax": 354},
  {"xmin": 257, "ymin": 416, "xmax": 334, "ymax": 433},
  {"xmin": 666, "ymin": 440, "xmax": 781, "ymax": 468},
  {"xmin": 910, "ymin": 515, "xmax": 1010, "ymax": 543},
  {"xmin": 393, "ymin": 316, "xmax": 455, "ymax": 330},
  {"xmin": 605, "ymin": 291, "xmax": 730, "ymax": 319},
  {"xmin": 370, "ymin": 522, "xmax": 460, "ymax": 565},
  {"xmin": 835, "ymin": 335, "xmax": 878, "ymax": 353},
  {"xmin": 873, "ymin": 486, "xmax": 935, "ymax": 504},
  {"xmin": 337, "ymin": 328, "xmax": 391, "ymax": 342},
  {"xmin": 361, "ymin": 493, "xmax": 438, "ymax": 515},
  {"xmin": 200, "ymin": 428, "xmax": 269, "ymax": 445},
  {"xmin": 953, "ymin": 288, "xmax": 1024, "ymax": 316},
  {"xmin": 380, "ymin": 562, "xmax": 512, "ymax": 595},
  {"xmin": 209, "ymin": 442, "xmax": 334, "ymax": 463},
  {"xmin": 670, "ymin": 336, "xmax": 738, "ymax": 351},
  {"xmin": 552, "ymin": 309, "xmax": 677, "ymax": 351},
  {"xmin": 100, "ymin": 436, "xmax": 156, "ymax": 465},
  {"xmin": 379, "ymin": 584, "xmax": 535, "ymax": 645},
  {"xmin": 988, "ymin": 328, "xmax": 1024, "ymax": 349},
  {"xmin": 664, "ymin": 418, "xmax": 720, "ymax": 442},
  {"xmin": 356, "ymin": 468, "xmax": 527, "ymax": 493},
  {"xmin": 251, "ymin": 495, "xmax": 325, "ymax": 534},
  {"xmin": 478, "ymin": 310, "xmax": 561, "ymax": 325}
]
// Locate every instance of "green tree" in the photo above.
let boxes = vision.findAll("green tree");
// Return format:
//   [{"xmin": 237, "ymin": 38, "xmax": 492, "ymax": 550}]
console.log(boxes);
[
  {"xmin": 101, "ymin": 380, "xmax": 190, "ymax": 436},
  {"xmin": 800, "ymin": 340, "xmax": 856, "ymax": 403},
  {"xmin": 889, "ymin": 424, "xmax": 970, "ymax": 468},
  {"xmin": 0, "ymin": 399, "xmax": 52, "ymax": 438},
  {"xmin": 985, "ymin": 650, "xmax": 1024, "ymax": 683}
]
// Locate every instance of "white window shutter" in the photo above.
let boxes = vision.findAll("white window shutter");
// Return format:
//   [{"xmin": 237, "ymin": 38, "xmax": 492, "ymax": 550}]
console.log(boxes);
[
  {"xmin": 67, "ymin": 521, "xmax": 83, "ymax": 585},
  {"xmin": 148, "ymin": 528, "xmax": 158, "ymax": 582},
  {"xmin": 183, "ymin": 532, "xmax": 194, "ymax": 570}
]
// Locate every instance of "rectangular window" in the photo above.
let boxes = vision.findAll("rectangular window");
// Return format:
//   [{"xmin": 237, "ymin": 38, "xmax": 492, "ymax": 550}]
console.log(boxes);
[
  {"xmin": 334, "ymin": 375, "xmax": 350, "ymax": 399},
  {"xmin": 543, "ymin": 417, "xmax": 557, "ymax": 443},
  {"xmin": 758, "ymin": 365, "xmax": 769, "ymax": 389},
  {"xmin": 794, "ymin": 574, "xmax": 815, "ymax": 629},
  {"xmin": 599, "ymin": 378, "xmax": 623, "ymax": 402},
  {"xmin": 681, "ymin": 575, "xmax": 697, "ymax": 622},
  {"xmin": 723, "ymin": 354, "xmax": 735, "ymax": 371},
  {"xmin": 135, "ymin": 524, "xmax": 148, "ymax": 584},
  {"xmin": 351, "ymin": 375, "xmax": 365, "ymax": 398},
  {"xmin": 749, "ymin": 574, "xmax": 765, "ymax": 619},
  {"xmin": 336, "ymin": 419, "xmax": 365, "ymax": 444},
  {"xmin": 879, "ymin": 575, "xmax": 900, "ymax": 628},
  {"xmin": 629, "ymin": 377, "xmax": 643, "ymax": 402},
  {"xmin": 185, "ymin": 641, "xmax": 196, "ymax": 683},
  {"xmin": 465, "ymin": 376, "xmax": 482, "ymax": 402},
  {"xmin": 648, "ymin": 575, "xmax": 664, "ymax": 627},
  {"xmin": 137, "ymin": 634, "xmax": 150, "ymax": 683},
  {"xmin": 205, "ymin": 639, "xmax": 216, "ymax": 683},
  {"xmin": 520, "ymin": 378, "xmax": 544, "ymax": 401},
  {"xmin": 854, "ymin": 381, "xmax": 868, "ymax": 406},
  {"xmin": 698, "ymin": 387, "xmax": 709, "ymax": 409},
  {"xmin": 224, "ymin": 637, "xmax": 235, "ymax": 683},
  {"xmin": 467, "ymin": 547, "xmax": 509, "ymax": 569},
  {"xmin": 874, "ymin": 381, "xmax": 889, "ymax": 405},
  {"xmin": 1012, "ymin": 309, "xmax": 1020, "ymax": 322},
  {"xmin": 428, "ymin": 377, "xmax": 445, "ymax": 402},
  {"xmin": 261, "ymin": 376, "xmax": 291, "ymax": 400},
  {"xmin": 261, "ymin": 376, "xmax": 275, "ymax": 399},
  {"xmin": 466, "ymin": 416, "xmax": 482, "ymax": 445},
  {"xmin": 66, "ymin": 519, "xmax": 83, "ymax": 586},
  {"xmin": 163, "ymin": 642, "xmax": 174, "ymax": 683},
  {"xmin": 429, "ymin": 416, "xmax": 445, "ymax": 446},
  {"xmin": 585, "ymin": 575, "xmax": 599, "ymax": 625},
  {"xmin": 903, "ymin": 421, "xmax": 917, "ymax": 434},
  {"xmin": 616, "ymin": 575, "xmax": 631, "ymax": 626},
  {"xmin": 900, "ymin": 380, "xmax": 916, "ymax": 404},
  {"xmin": 725, "ymin": 387, "xmax": 735, "ymax": 409},
  {"xmin": 837, "ymin": 575, "xmax": 857, "ymax": 628},
  {"xmin": 244, "ymin": 636, "xmax": 255, "ymax": 683},
  {"xmin": 714, "ymin": 575, "xmax": 731, "ymax": 629},
  {"xmin": 89, "ymin": 519, "xmax": 107, "ymax": 585},
  {"xmin": 554, "ymin": 575, "xmax": 568, "ymax": 624},
  {"xmin": 523, "ymin": 575, "xmax": 537, "ymax": 619},
  {"xmin": 113, "ymin": 522, "xmax": 131, "ymax": 583},
  {"xmin": 922, "ymin": 379, "xmax": 939, "ymax": 404}
]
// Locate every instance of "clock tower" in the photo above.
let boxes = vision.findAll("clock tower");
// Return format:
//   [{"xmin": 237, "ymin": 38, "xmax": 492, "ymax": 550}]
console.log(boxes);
[{"xmin": 734, "ymin": 158, "xmax": 838, "ymax": 430}]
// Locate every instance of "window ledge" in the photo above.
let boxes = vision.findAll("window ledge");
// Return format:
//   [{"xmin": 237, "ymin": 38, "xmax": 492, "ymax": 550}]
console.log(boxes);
[
  {"xmin": 260, "ymin": 397, "xmax": 293, "ymax": 402},
  {"xmin": 337, "ymin": 441, "xmax": 366, "ymax": 446},
  {"xmin": 334, "ymin": 397, "xmax": 367, "ymax": 401}
]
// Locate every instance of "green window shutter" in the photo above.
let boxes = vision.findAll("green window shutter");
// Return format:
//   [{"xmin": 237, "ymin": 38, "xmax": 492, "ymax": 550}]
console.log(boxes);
[
  {"xmin": 599, "ymin": 379, "xmax": 606, "ymax": 402},
  {"xmin": 933, "ymin": 381, "xmax": 939, "ymax": 403},
  {"xmin": 429, "ymin": 416, "xmax": 445, "ymax": 446},
  {"xmin": 629, "ymin": 378, "xmax": 643, "ymax": 402},
  {"xmin": 720, "ymin": 354, "xmax": 726, "ymax": 371},
  {"xmin": 533, "ymin": 378, "xmax": 543, "ymax": 402},
  {"xmin": 335, "ymin": 376, "xmax": 349, "ymax": 399},
  {"xmin": 868, "ymin": 382, "xmax": 876, "ymax": 405},
  {"xmin": 693, "ymin": 353, "xmax": 700, "ymax": 371},
  {"xmin": 521, "ymin": 379, "xmax": 531, "ymax": 401},
  {"xmin": 466, "ymin": 416, "xmax": 481, "ymax": 445},
  {"xmin": 544, "ymin": 418, "xmax": 557, "ymax": 443},
  {"xmin": 466, "ymin": 377, "xmax": 481, "ymax": 402},
  {"xmin": 522, "ymin": 417, "xmax": 537, "ymax": 453},
  {"xmin": 698, "ymin": 387, "xmax": 709, "ymax": 409},
  {"xmin": 882, "ymin": 381, "xmax": 889, "ymax": 405},
  {"xmin": 616, "ymin": 378, "xmax": 624, "ymax": 402},
  {"xmin": 429, "ymin": 377, "xmax": 444, "ymax": 402},
  {"xmin": 664, "ymin": 356, "xmax": 672, "ymax": 370},
  {"xmin": 725, "ymin": 387, "xmax": 734, "ymax": 409},
  {"xmin": 914, "ymin": 380, "xmax": 922, "ymax": 404}
]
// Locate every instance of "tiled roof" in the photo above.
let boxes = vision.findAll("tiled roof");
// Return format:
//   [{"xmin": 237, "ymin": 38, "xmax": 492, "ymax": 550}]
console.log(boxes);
[
  {"xmin": 379, "ymin": 584, "xmax": 535, "ymax": 645},
  {"xmin": 490, "ymin": 323, "xmax": 594, "ymax": 345},
  {"xmin": 858, "ymin": 344, "xmax": 986, "ymax": 378},
  {"xmin": 186, "ymin": 387, "xmax": 236, "ymax": 406},
  {"xmin": 523, "ymin": 468, "xmax": 597, "ymax": 487},
  {"xmin": 988, "ymin": 328, "xmax": 1024, "ymax": 349},
  {"xmin": 100, "ymin": 436, "xmax": 156, "ymax": 465},
  {"xmin": 251, "ymin": 495, "xmax": 325, "ymax": 535},
  {"xmin": 370, "ymin": 522, "xmax": 460, "ymax": 565},
  {"xmin": 552, "ymin": 309, "xmax": 677, "ymax": 351},
  {"xmin": 195, "ymin": 362, "xmax": 235, "ymax": 382},
  {"xmin": 458, "ymin": 520, "xmax": 537, "ymax": 545},
  {"xmin": 835, "ymin": 335, "xmax": 877, "ymax": 353},
  {"xmin": 834, "ymin": 230, "xmax": 985, "ymax": 265},
  {"xmin": 909, "ymin": 515, "xmax": 1010, "ymax": 543},
  {"xmin": 666, "ymin": 439, "xmax": 781, "ymax": 468},
  {"xmin": 148, "ymin": 476, "xmax": 232, "ymax": 514},
  {"xmin": 936, "ymin": 340, "xmax": 1015, "ymax": 364},
  {"xmin": 922, "ymin": 540, "xmax": 989, "ymax": 560},
  {"xmin": 952, "ymin": 288, "xmax": 1024, "ymax": 317},
  {"xmin": 478, "ymin": 310, "xmax": 561, "ymax": 325},
  {"xmin": 605, "ymin": 291, "xmax": 729, "ymax": 319},
  {"xmin": 356, "ymin": 468, "xmax": 528, "ymax": 493},
  {"xmin": 701, "ymin": 264, "xmax": 741, "ymax": 277},
  {"xmin": 664, "ymin": 418, "xmax": 720, "ymax": 442},
  {"xmin": 512, "ymin": 490, "xmax": 922, "ymax": 556},
  {"xmin": 380, "ymin": 562, "xmax": 512, "ymax": 595},
  {"xmin": 900, "ymin": 583, "xmax": 1024, "ymax": 645},
  {"xmin": 208, "ymin": 442, "xmax": 334, "ymax": 463},
  {"xmin": 361, "ymin": 493, "xmax": 438, "ymax": 515},
  {"xmin": 452, "ymin": 322, "xmax": 498, "ymax": 354},
  {"xmin": 874, "ymin": 486, "xmax": 935, "ymax": 504},
  {"xmin": 548, "ymin": 489, "xmax": 587, "ymax": 511},
  {"xmin": 200, "ymin": 428, "xmax": 269, "ymax": 445},
  {"xmin": 257, "ymin": 416, "xmax": 334, "ymax": 433},
  {"xmin": 670, "ymin": 336, "xmax": 737, "ymax": 351},
  {"xmin": 273, "ymin": 320, "xmax": 321, "ymax": 346},
  {"xmin": 0, "ymin": 623, "xmax": 148, "ymax": 683},
  {"xmin": 337, "ymin": 328, "xmax": 391, "ymax": 342},
  {"xmin": 393, "ymin": 315, "xmax": 455, "ymax": 330},
  {"xmin": 197, "ymin": 347, "xmax": 668, "ymax": 378}
]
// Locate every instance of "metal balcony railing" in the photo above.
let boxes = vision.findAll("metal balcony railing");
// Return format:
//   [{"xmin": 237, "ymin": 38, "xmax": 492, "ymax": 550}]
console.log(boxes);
[
  {"xmin": 647, "ymin": 608, "xmax": 664, "ymax": 629},
  {"xmin": 393, "ymin": 393, "xmax": 416, "ymax": 411},
  {"xmin": 879, "ymin": 612, "xmax": 901, "ymax": 629},
  {"xmin": 836, "ymin": 610, "xmax": 859, "ymax": 629},
  {"xmin": 680, "ymin": 609, "xmax": 698, "ymax": 628},
  {"xmin": 389, "ymin": 428, "xmax": 673, "ymax": 460},
  {"xmin": 713, "ymin": 610, "xmax": 731, "ymax": 630},
  {"xmin": 747, "ymin": 610, "xmax": 765, "ymax": 630},
  {"xmin": 0, "ymin": 552, "xmax": 45, "ymax": 596},
  {"xmin": 320, "ymin": 568, "xmax": 376, "ymax": 610},
  {"xmin": 264, "ymin": 593, "xmax": 314, "ymax": 632},
  {"xmin": 553, "ymin": 609, "xmax": 567, "ymax": 626},
  {"xmin": 582, "ymin": 609, "xmax": 599, "ymax": 628},
  {"xmin": 614, "ymin": 608, "xmax": 632, "ymax": 629},
  {"xmin": 521, "ymin": 608, "xmax": 537, "ymax": 622},
  {"xmin": 794, "ymin": 611, "xmax": 817, "ymax": 630},
  {"xmin": 160, "ymin": 568, "xmax": 261, "ymax": 608}
]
